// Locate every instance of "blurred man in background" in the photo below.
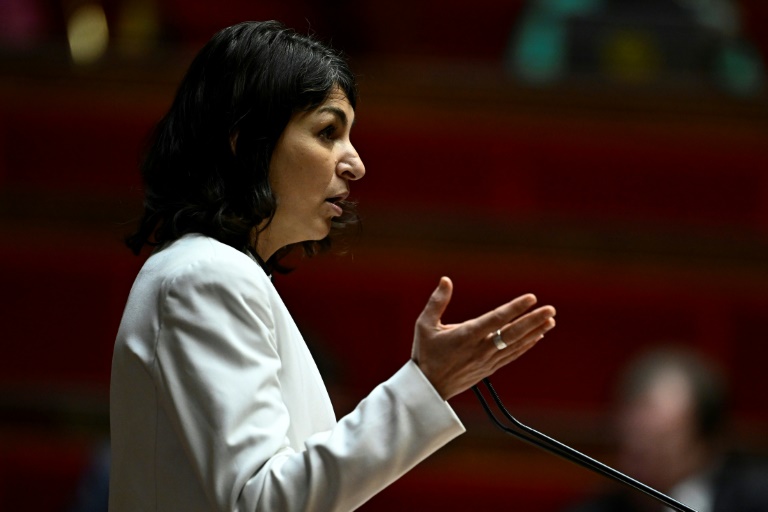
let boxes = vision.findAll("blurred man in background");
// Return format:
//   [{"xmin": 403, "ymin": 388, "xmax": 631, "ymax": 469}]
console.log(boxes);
[{"xmin": 566, "ymin": 347, "xmax": 768, "ymax": 512}]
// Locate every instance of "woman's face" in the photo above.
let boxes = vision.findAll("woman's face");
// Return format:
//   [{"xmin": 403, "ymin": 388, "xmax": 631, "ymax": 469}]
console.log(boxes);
[{"xmin": 256, "ymin": 87, "xmax": 365, "ymax": 260}]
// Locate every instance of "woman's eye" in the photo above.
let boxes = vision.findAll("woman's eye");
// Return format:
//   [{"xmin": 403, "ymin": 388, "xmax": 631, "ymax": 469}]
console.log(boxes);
[{"xmin": 319, "ymin": 125, "xmax": 336, "ymax": 140}]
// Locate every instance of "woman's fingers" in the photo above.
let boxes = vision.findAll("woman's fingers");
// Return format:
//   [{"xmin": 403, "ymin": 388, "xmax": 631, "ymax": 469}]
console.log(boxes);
[
  {"xmin": 460, "ymin": 293, "xmax": 539, "ymax": 340},
  {"xmin": 494, "ymin": 306, "xmax": 556, "ymax": 348},
  {"xmin": 412, "ymin": 277, "xmax": 557, "ymax": 400},
  {"xmin": 492, "ymin": 317, "xmax": 556, "ymax": 371},
  {"xmin": 417, "ymin": 276, "xmax": 453, "ymax": 328}
]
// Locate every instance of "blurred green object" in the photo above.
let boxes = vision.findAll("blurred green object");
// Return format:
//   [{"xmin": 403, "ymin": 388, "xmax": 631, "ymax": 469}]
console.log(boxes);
[
  {"xmin": 540, "ymin": 0, "xmax": 604, "ymax": 16},
  {"xmin": 510, "ymin": 13, "xmax": 566, "ymax": 84},
  {"xmin": 506, "ymin": 0, "xmax": 766, "ymax": 96},
  {"xmin": 508, "ymin": 0, "xmax": 603, "ymax": 84},
  {"xmin": 715, "ymin": 40, "xmax": 765, "ymax": 96}
]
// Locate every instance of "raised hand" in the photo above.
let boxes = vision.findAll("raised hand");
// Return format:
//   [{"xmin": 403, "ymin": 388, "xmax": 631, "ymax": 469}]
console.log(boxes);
[{"xmin": 411, "ymin": 277, "xmax": 556, "ymax": 400}]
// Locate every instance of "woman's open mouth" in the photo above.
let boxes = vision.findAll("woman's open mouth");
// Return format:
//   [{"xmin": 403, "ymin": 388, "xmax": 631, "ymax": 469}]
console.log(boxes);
[{"xmin": 325, "ymin": 195, "xmax": 346, "ymax": 216}]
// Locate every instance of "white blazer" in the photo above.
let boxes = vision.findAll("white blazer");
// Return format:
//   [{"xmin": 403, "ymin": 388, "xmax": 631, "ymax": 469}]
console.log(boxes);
[{"xmin": 109, "ymin": 234, "xmax": 465, "ymax": 512}]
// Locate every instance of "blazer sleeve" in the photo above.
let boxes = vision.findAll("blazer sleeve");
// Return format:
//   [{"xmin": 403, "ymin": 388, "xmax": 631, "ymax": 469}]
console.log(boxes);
[{"xmin": 155, "ymin": 255, "xmax": 465, "ymax": 512}]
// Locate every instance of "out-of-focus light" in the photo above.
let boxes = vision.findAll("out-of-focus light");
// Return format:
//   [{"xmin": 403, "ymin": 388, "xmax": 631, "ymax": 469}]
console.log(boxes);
[
  {"xmin": 601, "ymin": 29, "xmax": 661, "ymax": 84},
  {"xmin": 116, "ymin": 0, "xmax": 160, "ymax": 58},
  {"xmin": 67, "ymin": 3, "xmax": 109, "ymax": 65}
]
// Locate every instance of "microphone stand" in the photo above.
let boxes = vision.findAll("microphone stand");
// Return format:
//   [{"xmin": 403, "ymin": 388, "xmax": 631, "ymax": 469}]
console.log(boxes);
[{"xmin": 472, "ymin": 378, "xmax": 697, "ymax": 512}]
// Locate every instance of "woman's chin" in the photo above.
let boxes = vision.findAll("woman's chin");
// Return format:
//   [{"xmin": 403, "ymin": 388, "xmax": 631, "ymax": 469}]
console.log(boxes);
[{"xmin": 301, "ymin": 225, "xmax": 332, "ymax": 243}]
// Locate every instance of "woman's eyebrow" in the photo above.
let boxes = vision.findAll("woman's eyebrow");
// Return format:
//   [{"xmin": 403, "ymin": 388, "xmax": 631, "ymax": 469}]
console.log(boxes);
[{"xmin": 316, "ymin": 106, "xmax": 354, "ymax": 127}]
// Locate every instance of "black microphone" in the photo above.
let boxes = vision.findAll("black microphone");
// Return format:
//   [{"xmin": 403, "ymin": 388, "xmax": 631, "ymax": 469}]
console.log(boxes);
[{"xmin": 472, "ymin": 378, "xmax": 697, "ymax": 512}]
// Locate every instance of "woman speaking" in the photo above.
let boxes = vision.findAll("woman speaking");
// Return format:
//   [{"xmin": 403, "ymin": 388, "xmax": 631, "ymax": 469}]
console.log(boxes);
[{"xmin": 109, "ymin": 20, "xmax": 556, "ymax": 511}]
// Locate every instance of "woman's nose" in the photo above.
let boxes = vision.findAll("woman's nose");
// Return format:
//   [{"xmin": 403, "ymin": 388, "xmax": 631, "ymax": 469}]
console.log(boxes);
[{"xmin": 337, "ymin": 146, "xmax": 365, "ymax": 180}]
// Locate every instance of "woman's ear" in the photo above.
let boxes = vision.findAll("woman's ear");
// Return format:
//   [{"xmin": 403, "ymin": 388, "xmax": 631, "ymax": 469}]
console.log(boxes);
[{"xmin": 229, "ymin": 130, "xmax": 239, "ymax": 155}]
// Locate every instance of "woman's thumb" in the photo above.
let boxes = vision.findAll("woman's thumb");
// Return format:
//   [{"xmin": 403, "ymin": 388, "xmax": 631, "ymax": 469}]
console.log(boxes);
[{"xmin": 419, "ymin": 276, "xmax": 453, "ymax": 326}]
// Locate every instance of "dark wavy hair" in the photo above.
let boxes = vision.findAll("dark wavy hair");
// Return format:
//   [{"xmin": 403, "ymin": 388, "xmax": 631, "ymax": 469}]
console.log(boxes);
[{"xmin": 126, "ymin": 21, "xmax": 359, "ymax": 271}]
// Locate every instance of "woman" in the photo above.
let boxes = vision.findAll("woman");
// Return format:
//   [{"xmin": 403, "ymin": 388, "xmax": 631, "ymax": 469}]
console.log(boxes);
[{"xmin": 110, "ymin": 20, "xmax": 556, "ymax": 512}]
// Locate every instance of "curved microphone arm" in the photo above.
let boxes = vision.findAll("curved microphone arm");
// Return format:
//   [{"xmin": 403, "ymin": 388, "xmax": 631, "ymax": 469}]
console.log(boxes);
[{"xmin": 472, "ymin": 378, "xmax": 697, "ymax": 512}]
